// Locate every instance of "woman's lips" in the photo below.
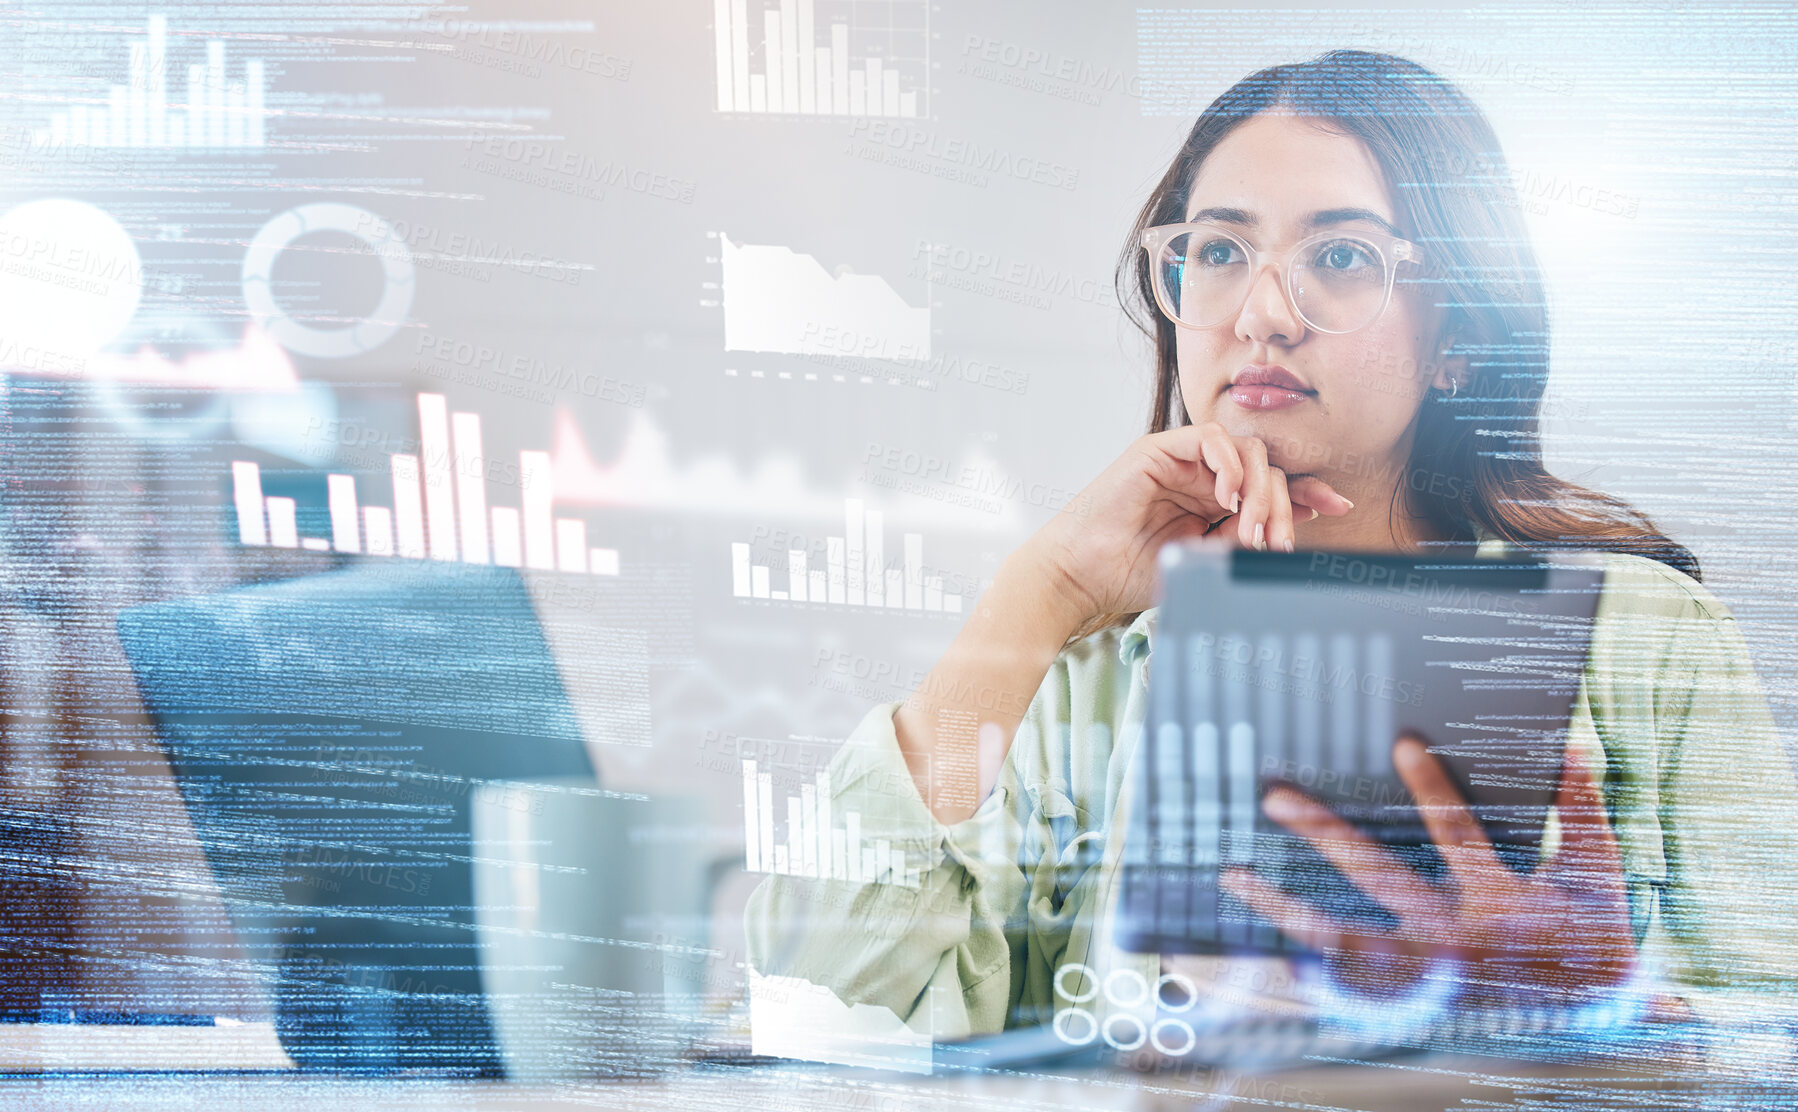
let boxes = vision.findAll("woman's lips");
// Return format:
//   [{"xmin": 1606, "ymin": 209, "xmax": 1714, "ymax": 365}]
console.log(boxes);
[
  {"xmin": 1227, "ymin": 384, "xmax": 1313, "ymax": 411},
  {"xmin": 1228, "ymin": 364, "xmax": 1313, "ymax": 411}
]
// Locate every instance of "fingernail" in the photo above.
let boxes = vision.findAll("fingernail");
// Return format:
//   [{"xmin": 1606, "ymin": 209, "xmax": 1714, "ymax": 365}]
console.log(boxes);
[
  {"xmin": 1306, "ymin": 508, "xmax": 1319, "ymax": 522},
  {"xmin": 1281, "ymin": 537, "xmax": 1294, "ymax": 553},
  {"xmin": 1231, "ymin": 492, "xmax": 1242, "ymax": 514},
  {"xmin": 1253, "ymin": 522, "xmax": 1266, "ymax": 550},
  {"xmin": 1263, "ymin": 790, "xmax": 1301, "ymax": 821},
  {"xmin": 1340, "ymin": 497, "xmax": 1355, "ymax": 510}
]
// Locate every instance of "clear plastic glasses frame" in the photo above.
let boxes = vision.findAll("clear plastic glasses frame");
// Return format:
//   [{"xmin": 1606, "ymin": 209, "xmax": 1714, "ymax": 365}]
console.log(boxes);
[{"xmin": 1141, "ymin": 222, "xmax": 1425, "ymax": 335}]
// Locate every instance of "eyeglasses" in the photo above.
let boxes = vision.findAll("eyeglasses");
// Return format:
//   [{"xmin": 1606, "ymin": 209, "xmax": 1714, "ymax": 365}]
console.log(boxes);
[{"xmin": 1141, "ymin": 222, "xmax": 1425, "ymax": 335}]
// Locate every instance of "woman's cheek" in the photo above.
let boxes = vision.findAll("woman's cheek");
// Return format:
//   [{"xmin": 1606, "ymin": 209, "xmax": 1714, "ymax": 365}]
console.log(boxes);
[{"xmin": 1174, "ymin": 333, "xmax": 1228, "ymax": 420}]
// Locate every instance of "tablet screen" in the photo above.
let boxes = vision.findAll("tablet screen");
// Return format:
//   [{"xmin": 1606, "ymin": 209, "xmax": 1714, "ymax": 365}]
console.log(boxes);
[{"xmin": 1119, "ymin": 544, "xmax": 1605, "ymax": 957}]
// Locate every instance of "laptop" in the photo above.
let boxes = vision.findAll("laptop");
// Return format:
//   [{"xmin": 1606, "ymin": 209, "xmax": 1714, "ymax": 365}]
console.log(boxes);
[
  {"xmin": 1119, "ymin": 543, "xmax": 1606, "ymax": 957},
  {"xmin": 116, "ymin": 562, "xmax": 596, "ymax": 1074}
]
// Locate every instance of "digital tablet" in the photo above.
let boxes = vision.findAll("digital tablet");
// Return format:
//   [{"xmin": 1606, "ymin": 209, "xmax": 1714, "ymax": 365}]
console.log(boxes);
[{"xmin": 1118, "ymin": 542, "xmax": 1606, "ymax": 957}]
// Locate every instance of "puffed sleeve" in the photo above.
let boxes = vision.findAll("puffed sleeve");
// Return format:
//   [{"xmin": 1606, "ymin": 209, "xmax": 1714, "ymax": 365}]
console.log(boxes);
[
  {"xmin": 1593, "ymin": 556, "xmax": 1798, "ymax": 1028},
  {"xmin": 743, "ymin": 693, "xmax": 1042, "ymax": 1039}
]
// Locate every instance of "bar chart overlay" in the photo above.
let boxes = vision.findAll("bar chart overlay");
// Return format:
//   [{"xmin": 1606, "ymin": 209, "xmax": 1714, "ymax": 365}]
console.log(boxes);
[
  {"xmin": 38, "ymin": 15, "xmax": 269, "ymax": 149},
  {"xmin": 742, "ymin": 759, "xmax": 920, "ymax": 887},
  {"xmin": 231, "ymin": 392, "xmax": 620, "ymax": 576},
  {"xmin": 731, "ymin": 498, "xmax": 961, "ymax": 613},
  {"xmin": 712, "ymin": 0, "xmax": 929, "ymax": 117}
]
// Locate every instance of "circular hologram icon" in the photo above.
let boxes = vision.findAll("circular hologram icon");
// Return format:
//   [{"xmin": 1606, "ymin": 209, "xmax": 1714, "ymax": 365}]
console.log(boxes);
[
  {"xmin": 0, "ymin": 198, "xmax": 142, "ymax": 362},
  {"xmin": 241, "ymin": 203, "xmax": 414, "ymax": 358},
  {"xmin": 1100, "ymin": 1012, "xmax": 1147, "ymax": 1052},
  {"xmin": 1051, "ymin": 1007, "xmax": 1098, "ymax": 1047},
  {"xmin": 1149, "ymin": 1017, "xmax": 1197, "ymax": 1057},
  {"xmin": 1155, "ymin": 971, "xmax": 1198, "ymax": 1014},
  {"xmin": 1053, "ymin": 962, "xmax": 1098, "ymax": 1005},
  {"xmin": 1103, "ymin": 967, "xmax": 1150, "ymax": 1009}
]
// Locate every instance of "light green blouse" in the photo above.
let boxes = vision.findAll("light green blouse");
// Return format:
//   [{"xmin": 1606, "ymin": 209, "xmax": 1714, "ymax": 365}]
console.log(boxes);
[{"xmin": 745, "ymin": 539, "xmax": 1798, "ymax": 1039}]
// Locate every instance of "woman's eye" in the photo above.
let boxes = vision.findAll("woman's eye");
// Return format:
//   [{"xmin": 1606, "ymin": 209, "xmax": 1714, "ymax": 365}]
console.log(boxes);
[
  {"xmin": 1196, "ymin": 240, "xmax": 1240, "ymax": 266},
  {"xmin": 1316, "ymin": 242, "xmax": 1373, "ymax": 271}
]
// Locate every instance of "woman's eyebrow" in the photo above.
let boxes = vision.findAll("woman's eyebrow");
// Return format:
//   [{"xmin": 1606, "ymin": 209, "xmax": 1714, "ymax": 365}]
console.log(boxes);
[
  {"xmin": 1185, "ymin": 205, "xmax": 1404, "ymax": 239},
  {"xmin": 1308, "ymin": 206, "xmax": 1404, "ymax": 238}
]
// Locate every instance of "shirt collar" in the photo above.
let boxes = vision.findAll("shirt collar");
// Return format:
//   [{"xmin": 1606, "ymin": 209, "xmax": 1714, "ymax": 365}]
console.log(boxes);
[
  {"xmin": 1474, "ymin": 531, "xmax": 1508, "ymax": 557},
  {"xmin": 1120, "ymin": 531, "xmax": 1515, "ymax": 666}
]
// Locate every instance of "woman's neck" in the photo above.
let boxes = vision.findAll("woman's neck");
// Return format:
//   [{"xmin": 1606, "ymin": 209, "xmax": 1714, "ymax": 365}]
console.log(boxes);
[
  {"xmin": 1292, "ymin": 454, "xmax": 1453, "ymax": 553},
  {"xmin": 1296, "ymin": 504, "xmax": 1452, "ymax": 552}
]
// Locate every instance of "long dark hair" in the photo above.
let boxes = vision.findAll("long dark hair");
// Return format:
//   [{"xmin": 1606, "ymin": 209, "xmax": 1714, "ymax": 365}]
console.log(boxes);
[{"xmin": 1116, "ymin": 49, "xmax": 1699, "ymax": 579}]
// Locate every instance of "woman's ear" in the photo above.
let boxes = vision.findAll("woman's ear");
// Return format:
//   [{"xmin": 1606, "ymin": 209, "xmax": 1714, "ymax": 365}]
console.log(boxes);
[{"xmin": 1428, "ymin": 333, "xmax": 1468, "ymax": 392}]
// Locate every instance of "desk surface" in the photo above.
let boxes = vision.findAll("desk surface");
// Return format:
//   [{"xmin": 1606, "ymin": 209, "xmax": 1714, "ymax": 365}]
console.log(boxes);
[{"xmin": 0, "ymin": 1051, "xmax": 1783, "ymax": 1112}]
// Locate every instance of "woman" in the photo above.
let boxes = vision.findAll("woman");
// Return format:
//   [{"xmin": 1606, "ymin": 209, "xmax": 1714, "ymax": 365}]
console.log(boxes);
[{"xmin": 746, "ymin": 49, "xmax": 1797, "ymax": 1043}]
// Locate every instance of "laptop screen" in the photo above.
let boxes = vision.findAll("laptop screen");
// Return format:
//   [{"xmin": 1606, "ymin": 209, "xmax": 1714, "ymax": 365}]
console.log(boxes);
[{"xmin": 117, "ymin": 562, "xmax": 596, "ymax": 1074}]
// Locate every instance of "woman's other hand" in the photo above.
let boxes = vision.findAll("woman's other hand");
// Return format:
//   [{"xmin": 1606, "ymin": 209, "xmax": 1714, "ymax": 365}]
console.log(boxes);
[
  {"xmin": 1021, "ymin": 422, "xmax": 1353, "ymax": 626},
  {"xmin": 1220, "ymin": 734, "xmax": 1637, "ymax": 1008}
]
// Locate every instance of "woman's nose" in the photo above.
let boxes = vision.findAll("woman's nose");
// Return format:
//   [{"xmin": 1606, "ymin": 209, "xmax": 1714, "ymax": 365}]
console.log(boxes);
[{"xmin": 1234, "ymin": 262, "xmax": 1304, "ymax": 346}]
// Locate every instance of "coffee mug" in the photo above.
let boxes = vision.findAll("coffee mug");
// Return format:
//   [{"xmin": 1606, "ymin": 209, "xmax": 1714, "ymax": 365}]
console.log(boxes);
[{"xmin": 470, "ymin": 778, "xmax": 719, "ymax": 1082}]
